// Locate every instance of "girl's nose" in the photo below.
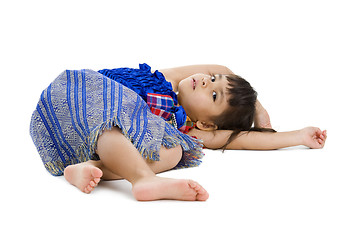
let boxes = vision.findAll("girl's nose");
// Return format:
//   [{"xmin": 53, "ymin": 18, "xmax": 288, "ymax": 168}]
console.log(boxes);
[
  {"xmin": 202, "ymin": 80, "xmax": 206, "ymax": 87},
  {"xmin": 201, "ymin": 77, "xmax": 209, "ymax": 88}
]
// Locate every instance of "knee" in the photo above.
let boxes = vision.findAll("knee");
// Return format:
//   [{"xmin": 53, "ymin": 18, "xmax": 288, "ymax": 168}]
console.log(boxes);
[
  {"xmin": 159, "ymin": 145, "xmax": 183, "ymax": 169},
  {"xmin": 96, "ymin": 127, "xmax": 123, "ymax": 154},
  {"xmin": 99, "ymin": 127, "xmax": 122, "ymax": 140}
]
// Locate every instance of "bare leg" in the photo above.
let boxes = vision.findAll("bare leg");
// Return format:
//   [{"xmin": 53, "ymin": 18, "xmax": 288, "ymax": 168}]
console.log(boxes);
[
  {"xmin": 64, "ymin": 144, "xmax": 187, "ymax": 193},
  {"xmin": 64, "ymin": 127, "xmax": 208, "ymax": 201},
  {"xmin": 97, "ymin": 127, "xmax": 208, "ymax": 201}
]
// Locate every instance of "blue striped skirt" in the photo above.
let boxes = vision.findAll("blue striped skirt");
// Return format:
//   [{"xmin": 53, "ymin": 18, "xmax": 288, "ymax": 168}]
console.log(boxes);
[{"xmin": 29, "ymin": 69, "xmax": 203, "ymax": 176}]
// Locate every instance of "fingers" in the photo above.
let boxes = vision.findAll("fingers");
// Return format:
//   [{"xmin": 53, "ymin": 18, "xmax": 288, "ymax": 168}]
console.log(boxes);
[
  {"xmin": 311, "ymin": 128, "xmax": 327, "ymax": 148},
  {"xmin": 320, "ymin": 130, "xmax": 326, "ymax": 140},
  {"xmin": 320, "ymin": 130, "xmax": 327, "ymax": 141},
  {"xmin": 304, "ymin": 127, "xmax": 327, "ymax": 149},
  {"xmin": 317, "ymin": 129, "xmax": 327, "ymax": 147}
]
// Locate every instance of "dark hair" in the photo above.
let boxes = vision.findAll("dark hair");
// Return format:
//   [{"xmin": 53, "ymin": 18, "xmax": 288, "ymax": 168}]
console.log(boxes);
[{"xmin": 212, "ymin": 74, "xmax": 276, "ymax": 149}]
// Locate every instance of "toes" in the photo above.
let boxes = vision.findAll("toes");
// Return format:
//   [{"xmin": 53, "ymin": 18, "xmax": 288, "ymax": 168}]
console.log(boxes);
[
  {"xmin": 84, "ymin": 185, "xmax": 93, "ymax": 193},
  {"xmin": 197, "ymin": 190, "xmax": 209, "ymax": 201},
  {"xmin": 196, "ymin": 185, "xmax": 209, "ymax": 201},
  {"xmin": 91, "ymin": 167, "xmax": 103, "ymax": 179},
  {"xmin": 188, "ymin": 180, "xmax": 202, "ymax": 191},
  {"xmin": 188, "ymin": 180, "xmax": 209, "ymax": 201},
  {"xmin": 89, "ymin": 180, "xmax": 96, "ymax": 187},
  {"xmin": 93, "ymin": 177, "xmax": 101, "ymax": 184},
  {"xmin": 188, "ymin": 180, "xmax": 197, "ymax": 189}
]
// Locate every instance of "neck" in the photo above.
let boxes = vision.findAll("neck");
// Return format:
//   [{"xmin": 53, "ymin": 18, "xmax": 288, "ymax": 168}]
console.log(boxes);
[{"xmin": 167, "ymin": 78, "xmax": 179, "ymax": 92}]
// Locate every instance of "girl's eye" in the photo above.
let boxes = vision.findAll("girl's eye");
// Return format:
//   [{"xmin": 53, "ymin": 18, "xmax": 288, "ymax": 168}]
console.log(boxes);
[
  {"xmin": 212, "ymin": 91, "xmax": 217, "ymax": 101},
  {"xmin": 211, "ymin": 75, "xmax": 216, "ymax": 82}
]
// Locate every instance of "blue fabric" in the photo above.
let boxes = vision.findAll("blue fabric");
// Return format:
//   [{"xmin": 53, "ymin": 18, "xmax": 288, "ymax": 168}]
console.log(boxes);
[
  {"xmin": 98, "ymin": 63, "xmax": 188, "ymax": 128},
  {"xmin": 30, "ymin": 69, "xmax": 203, "ymax": 176},
  {"xmin": 98, "ymin": 63, "xmax": 177, "ymax": 104},
  {"xmin": 174, "ymin": 106, "xmax": 187, "ymax": 129}
]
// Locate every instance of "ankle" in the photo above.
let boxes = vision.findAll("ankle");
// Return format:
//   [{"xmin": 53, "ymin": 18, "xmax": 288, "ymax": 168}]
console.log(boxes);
[
  {"xmin": 131, "ymin": 173, "xmax": 156, "ymax": 185},
  {"xmin": 85, "ymin": 160, "xmax": 102, "ymax": 168}
]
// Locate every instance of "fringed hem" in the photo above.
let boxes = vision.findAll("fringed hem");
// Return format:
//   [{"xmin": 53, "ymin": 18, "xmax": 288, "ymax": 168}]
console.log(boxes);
[
  {"xmin": 73, "ymin": 116, "xmax": 157, "ymax": 164},
  {"xmin": 40, "ymin": 115, "xmax": 204, "ymax": 177},
  {"xmin": 33, "ymin": 68, "xmax": 204, "ymax": 177},
  {"xmin": 72, "ymin": 116, "xmax": 204, "ymax": 171},
  {"xmin": 162, "ymin": 124, "xmax": 204, "ymax": 169},
  {"xmin": 44, "ymin": 159, "xmax": 65, "ymax": 176}
]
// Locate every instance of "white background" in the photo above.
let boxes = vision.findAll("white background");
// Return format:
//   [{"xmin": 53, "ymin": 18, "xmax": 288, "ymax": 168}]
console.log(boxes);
[{"xmin": 1, "ymin": 0, "xmax": 360, "ymax": 239}]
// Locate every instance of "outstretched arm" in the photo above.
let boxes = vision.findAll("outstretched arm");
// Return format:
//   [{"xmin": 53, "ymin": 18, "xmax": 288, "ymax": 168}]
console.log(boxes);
[{"xmin": 188, "ymin": 127, "xmax": 327, "ymax": 150}]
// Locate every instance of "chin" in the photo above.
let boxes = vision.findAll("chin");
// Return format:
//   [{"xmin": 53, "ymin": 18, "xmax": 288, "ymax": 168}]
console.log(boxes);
[
  {"xmin": 177, "ymin": 90, "xmax": 185, "ymax": 105},
  {"xmin": 177, "ymin": 86, "xmax": 187, "ymax": 102}
]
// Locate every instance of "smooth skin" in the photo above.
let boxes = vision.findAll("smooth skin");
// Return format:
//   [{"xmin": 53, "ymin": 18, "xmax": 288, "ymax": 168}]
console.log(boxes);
[
  {"xmin": 64, "ymin": 64, "xmax": 327, "ymax": 200},
  {"xmin": 65, "ymin": 127, "xmax": 209, "ymax": 201}
]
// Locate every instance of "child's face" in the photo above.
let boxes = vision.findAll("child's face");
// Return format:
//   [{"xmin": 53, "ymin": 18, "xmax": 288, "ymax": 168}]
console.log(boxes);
[{"xmin": 177, "ymin": 73, "xmax": 230, "ymax": 126}]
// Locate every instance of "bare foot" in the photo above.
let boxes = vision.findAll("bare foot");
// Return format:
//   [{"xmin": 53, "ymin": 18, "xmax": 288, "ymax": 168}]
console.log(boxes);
[
  {"xmin": 132, "ymin": 176, "xmax": 209, "ymax": 201},
  {"xmin": 64, "ymin": 163, "xmax": 103, "ymax": 193}
]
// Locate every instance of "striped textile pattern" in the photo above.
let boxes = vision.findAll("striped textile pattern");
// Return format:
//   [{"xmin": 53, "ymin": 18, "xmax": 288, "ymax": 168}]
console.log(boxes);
[{"xmin": 30, "ymin": 69, "xmax": 203, "ymax": 176}]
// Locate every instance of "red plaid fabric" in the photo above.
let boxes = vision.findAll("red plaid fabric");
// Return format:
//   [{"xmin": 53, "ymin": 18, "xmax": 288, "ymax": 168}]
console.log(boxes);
[
  {"xmin": 178, "ymin": 116, "xmax": 195, "ymax": 134},
  {"xmin": 147, "ymin": 93, "xmax": 195, "ymax": 134},
  {"xmin": 147, "ymin": 93, "xmax": 174, "ymax": 120}
]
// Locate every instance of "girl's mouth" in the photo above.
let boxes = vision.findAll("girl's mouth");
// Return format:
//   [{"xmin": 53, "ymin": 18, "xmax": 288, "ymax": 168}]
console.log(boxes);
[{"xmin": 192, "ymin": 78, "xmax": 196, "ymax": 90}]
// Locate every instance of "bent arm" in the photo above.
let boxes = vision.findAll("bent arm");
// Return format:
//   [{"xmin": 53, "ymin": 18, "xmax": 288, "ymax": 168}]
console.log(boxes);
[
  {"xmin": 159, "ymin": 64, "xmax": 234, "ymax": 86},
  {"xmin": 159, "ymin": 65, "xmax": 272, "ymax": 129}
]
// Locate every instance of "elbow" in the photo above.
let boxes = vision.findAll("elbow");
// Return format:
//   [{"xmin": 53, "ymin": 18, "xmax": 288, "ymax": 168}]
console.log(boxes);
[
  {"xmin": 223, "ymin": 141, "xmax": 246, "ymax": 150},
  {"xmin": 225, "ymin": 66, "xmax": 234, "ymax": 75},
  {"xmin": 204, "ymin": 138, "xmax": 231, "ymax": 150},
  {"xmin": 204, "ymin": 142, "xmax": 223, "ymax": 150},
  {"xmin": 219, "ymin": 65, "xmax": 234, "ymax": 75}
]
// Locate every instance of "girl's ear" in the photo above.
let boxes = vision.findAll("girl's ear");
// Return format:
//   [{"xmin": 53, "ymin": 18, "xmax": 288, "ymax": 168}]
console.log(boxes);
[{"xmin": 195, "ymin": 121, "xmax": 218, "ymax": 131}]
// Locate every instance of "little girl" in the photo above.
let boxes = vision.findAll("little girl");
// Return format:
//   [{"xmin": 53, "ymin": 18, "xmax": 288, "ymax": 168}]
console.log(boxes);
[{"xmin": 30, "ymin": 63, "xmax": 327, "ymax": 201}]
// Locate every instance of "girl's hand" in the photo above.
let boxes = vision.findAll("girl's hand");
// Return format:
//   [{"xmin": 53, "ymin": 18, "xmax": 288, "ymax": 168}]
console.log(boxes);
[{"xmin": 300, "ymin": 127, "xmax": 327, "ymax": 149}]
